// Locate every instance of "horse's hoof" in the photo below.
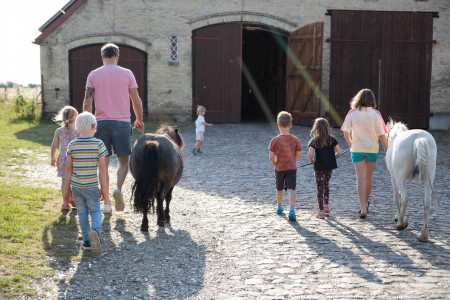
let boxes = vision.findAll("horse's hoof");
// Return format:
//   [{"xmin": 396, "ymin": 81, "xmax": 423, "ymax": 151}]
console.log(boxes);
[
  {"xmin": 394, "ymin": 215, "xmax": 398, "ymax": 222},
  {"xmin": 141, "ymin": 225, "xmax": 149, "ymax": 232},
  {"xmin": 165, "ymin": 217, "xmax": 170, "ymax": 223},
  {"xmin": 157, "ymin": 220, "xmax": 165, "ymax": 227},
  {"xmin": 418, "ymin": 233, "xmax": 429, "ymax": 242},
  {"xmin": 396, "ymin": 222, "xmax": 408, "ymax": 230}
]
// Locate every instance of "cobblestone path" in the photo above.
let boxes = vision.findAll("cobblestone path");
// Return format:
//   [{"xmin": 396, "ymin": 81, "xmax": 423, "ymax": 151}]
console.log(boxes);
[{"xmin": 41, "ymin": 123, "xmax": 449, "ymax": 299}]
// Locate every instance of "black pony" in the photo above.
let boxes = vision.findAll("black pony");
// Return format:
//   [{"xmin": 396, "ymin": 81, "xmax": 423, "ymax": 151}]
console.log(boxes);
[{"xmin": 130, "ymin": 125, "xmax": 184, "ymax": 231}]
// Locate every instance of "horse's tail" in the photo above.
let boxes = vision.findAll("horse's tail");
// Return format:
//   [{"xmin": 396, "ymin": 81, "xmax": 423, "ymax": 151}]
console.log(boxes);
[
  {"xmin": 414, "ymin": 138, "xmax": 438, "ymax": 209},
  {"xmin": 132, "ymin": 140, "xmax": 161, "ymax": 213}
]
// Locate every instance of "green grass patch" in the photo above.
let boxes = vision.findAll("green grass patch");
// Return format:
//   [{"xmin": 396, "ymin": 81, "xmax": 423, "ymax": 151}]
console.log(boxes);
[{"xmin": 0, "ymin": 182, "xmax": 70, "ymax": 299}]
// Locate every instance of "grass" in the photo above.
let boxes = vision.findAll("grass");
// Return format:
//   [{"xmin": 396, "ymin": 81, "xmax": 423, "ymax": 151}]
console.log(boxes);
[{"xmin": 0, "ymin": 100, "xmax": 163, "ymax": 298}]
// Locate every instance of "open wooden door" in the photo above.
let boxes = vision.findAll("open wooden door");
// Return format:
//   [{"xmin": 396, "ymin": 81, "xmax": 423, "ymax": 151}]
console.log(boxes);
[
  {"xmin": 286, "ymin": 22, "xmax": 323, "ymax": 125},
  {"xmin": 193, "ymin": 23, "xmax": 242, "ymax": 122}
]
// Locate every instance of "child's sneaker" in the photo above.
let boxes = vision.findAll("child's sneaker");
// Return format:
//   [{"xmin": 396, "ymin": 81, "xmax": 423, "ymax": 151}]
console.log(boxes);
[
  {"xmin": 88, "ymin": 230, "xmax": 102, "ymax": 255},
  {"xmin": 276, "ymin": 208, "xmax": 284, "ymax": 215},
  {"xmin": 324, "ymin": 205, "xmax": 331, "ymax": 214},
  {"xmin": 191, "ymin": 149, "xmax": 196, "ymax": 155},
  {"xmin": 288, "ymin": 211, "xmax": 297, "ymax": 222},
  {"xmin": 102, "ymin": 204, "xmax": 112, "ymax": 214},
  {"xmin": 113, "ymin": 188, "xmax": 125, "ymax": 211},
  {"xmin": 316, "ymin": 211, "xmax": 325, "ymax": 219},
  {"xmin": 196, "ymin": 150, "xmax": 204, "ymax": 154},
  {"xmin": 81, "ymin": 240, "xmax": 91, "ymax": 251}
]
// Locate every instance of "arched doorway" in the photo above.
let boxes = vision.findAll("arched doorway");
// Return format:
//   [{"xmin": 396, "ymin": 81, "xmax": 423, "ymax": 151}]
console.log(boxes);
[
  {"xmin": 192, "ymin": 22, "xmax": 323, "ymax": 124},
  {"xmin": 69, "ymin": 44, "xmax": 147, "ymax": 115}
]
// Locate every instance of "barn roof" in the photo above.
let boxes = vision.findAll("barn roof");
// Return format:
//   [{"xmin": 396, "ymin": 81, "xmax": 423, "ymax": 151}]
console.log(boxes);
[{"xmin": 34, "ymin": 0, "xmax": 87, "ymax": 44}]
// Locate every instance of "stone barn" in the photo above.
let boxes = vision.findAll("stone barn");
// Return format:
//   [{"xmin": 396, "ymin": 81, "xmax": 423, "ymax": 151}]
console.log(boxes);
[{"xmin": 34, "ymin": 0, "xmax": 449, "ymax": 129}]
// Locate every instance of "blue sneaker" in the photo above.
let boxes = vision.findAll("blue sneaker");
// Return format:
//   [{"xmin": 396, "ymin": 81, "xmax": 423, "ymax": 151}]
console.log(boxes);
[
  {"xmin": 191, "ymin": 149, "xmax": 196, "ymax": 155},
  {"xmin": 196, "ymin": 150, "xmax": 204, "ymax": 154},
  {"xmin": 288, "ymin": 211, "xmax": 297, "ymax": 222},
  {"xmin": 276, "ymin": 208, "xmax": 283, "ymax": 215}
]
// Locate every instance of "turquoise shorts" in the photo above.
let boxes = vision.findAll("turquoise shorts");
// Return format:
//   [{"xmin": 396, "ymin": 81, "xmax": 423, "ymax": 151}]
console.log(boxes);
[{"xmin": 351, "ymin": 152, "xmax": 378, "ymax": 163}]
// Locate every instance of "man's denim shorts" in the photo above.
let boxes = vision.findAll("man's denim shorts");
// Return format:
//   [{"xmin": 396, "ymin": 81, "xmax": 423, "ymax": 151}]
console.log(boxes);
[{"xmin": 94, "ymin": 120, "xmax": 132, "ymax": 157}]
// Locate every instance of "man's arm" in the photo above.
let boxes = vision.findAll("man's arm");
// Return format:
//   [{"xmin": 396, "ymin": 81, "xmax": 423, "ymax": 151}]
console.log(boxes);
[
  {"xmin": 129, "ymin": 88, "xmax": 144, "ymax": 133},
  {"xmin": 83, "ymin": 87, "xmax": 95, "ymax": 112}
]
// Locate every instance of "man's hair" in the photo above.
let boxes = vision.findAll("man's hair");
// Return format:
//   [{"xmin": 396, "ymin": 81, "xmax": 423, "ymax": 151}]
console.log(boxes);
[
  {"xmin": 277, "ymin": 111, "xmax": 292, "ymax": 128},
  {"xmin": 75, "ymin": 112, "xmax": 97, "ymax": 131},
  {"xmin": 101, "ymin": 43, "xmax": 119, "ymax": 58}
]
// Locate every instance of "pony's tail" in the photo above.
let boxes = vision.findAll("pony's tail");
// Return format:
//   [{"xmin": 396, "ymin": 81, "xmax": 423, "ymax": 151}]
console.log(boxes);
[
  {"xmin": 132, "ymin": 140, "xmax": 161, "ymax": 213},
  {"xmin": 414, "ymin": 138, "xmax": 438, "ymax": 209}
]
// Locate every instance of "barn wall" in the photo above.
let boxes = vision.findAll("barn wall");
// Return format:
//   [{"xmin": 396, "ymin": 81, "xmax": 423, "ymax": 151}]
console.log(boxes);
[{"xmin": 38, "ymin": 0, "xmax": 449, "ymax": 128}]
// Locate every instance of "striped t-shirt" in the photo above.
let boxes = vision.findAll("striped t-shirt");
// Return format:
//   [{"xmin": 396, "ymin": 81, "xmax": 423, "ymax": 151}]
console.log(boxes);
[
  {"xmin": 66, "ymin": 137, "xmax": 108, "ymax": 188},
  {"xmin": 269, "ymin": 134, "xmax": 302, "ymax": 171}
]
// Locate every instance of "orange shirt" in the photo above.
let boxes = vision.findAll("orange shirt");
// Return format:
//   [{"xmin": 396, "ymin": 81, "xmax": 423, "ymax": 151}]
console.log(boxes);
[{"xmin": 269, "ymin": 134, "xmax": 302, "ymax": 171}]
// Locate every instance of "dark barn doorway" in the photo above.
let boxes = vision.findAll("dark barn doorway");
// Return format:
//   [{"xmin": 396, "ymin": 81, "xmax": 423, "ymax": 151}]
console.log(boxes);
[
  {"xmin": 241, "ymin": 25, "xmax": 288, "ymax": 122},
  {"xmin": 193, "ymin": 22, "xmax": 322, "ymax": 124}
]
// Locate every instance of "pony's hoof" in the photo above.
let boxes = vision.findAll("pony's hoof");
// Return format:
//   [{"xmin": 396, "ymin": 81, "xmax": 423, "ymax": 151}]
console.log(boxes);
[
  {"xmin": 165, "ymin": 217, "xmax": 170, "ymax": 223},
  {"xmin": 394, "ymin": 215, "xmax": 398, "ymax": 222},
  {"xmin": 141, "ymin": 225, "xmax": 149, "ymax": 232},
  {"xmin": 157, "ymin": 220, "xmax": 165, "ymax": 227}
]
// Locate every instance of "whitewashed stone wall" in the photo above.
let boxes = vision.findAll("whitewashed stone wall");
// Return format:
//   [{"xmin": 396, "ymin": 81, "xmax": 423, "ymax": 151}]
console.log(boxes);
[{"xmin": 39, "ymin": 0, "xmax": 449, "ymax": 128}]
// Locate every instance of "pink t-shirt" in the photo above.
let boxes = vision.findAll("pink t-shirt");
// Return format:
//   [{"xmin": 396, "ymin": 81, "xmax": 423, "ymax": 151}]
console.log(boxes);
[
  {"xmin": 86, "ymin": 65, "xmax": 138, "ymax": 122},
  {"xmin": 341, "ymin": 107, "xmax": 387, "ymax": 153}
]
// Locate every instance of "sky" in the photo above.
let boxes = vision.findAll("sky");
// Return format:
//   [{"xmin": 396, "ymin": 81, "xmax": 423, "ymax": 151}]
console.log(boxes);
[{"xmin": 0, "ymin": 0, "xmax": 69, "ymax": 85}]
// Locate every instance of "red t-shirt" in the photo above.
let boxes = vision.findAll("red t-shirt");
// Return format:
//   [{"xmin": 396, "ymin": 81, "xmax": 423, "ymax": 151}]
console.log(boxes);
[{"xmin": 269, "ymin": 134, "xmax": 302, "ymax": 171}]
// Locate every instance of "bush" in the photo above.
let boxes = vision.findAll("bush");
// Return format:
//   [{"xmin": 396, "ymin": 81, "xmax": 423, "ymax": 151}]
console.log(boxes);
[{"xmin": 12, "ymin": 90, "xmax": 36, "ymax": 120}]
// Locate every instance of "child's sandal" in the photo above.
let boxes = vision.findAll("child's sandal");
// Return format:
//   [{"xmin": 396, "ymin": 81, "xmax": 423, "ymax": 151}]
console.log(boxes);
[
  {"xmin": 316, "ymin": 211, "xmax": 325, "ymax": 219},
  {"xmin": 324, "ymin": 205, "xmax": 331, "ymax": 214},
  {"xmin": 61, "ymin": 203, "xmax": 69, "ymax": 213}
]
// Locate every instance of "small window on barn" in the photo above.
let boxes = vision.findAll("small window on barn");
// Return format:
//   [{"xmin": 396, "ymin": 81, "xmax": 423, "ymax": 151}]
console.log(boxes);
[{"xmin": 169, "ymin": 35, "xmax": 178, "ymax": 65}]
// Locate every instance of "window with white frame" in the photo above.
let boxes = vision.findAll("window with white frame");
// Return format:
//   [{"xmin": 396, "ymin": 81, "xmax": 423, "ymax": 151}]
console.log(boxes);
[{"xmin": 169, "ymin": 35, "xmax": 178, "ymax": 63}]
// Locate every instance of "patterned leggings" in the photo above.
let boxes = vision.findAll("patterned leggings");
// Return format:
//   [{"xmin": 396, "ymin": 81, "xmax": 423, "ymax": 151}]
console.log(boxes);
[{"xmin": 315, "ymin": 170, "xmax": 333, "ymax": 210}]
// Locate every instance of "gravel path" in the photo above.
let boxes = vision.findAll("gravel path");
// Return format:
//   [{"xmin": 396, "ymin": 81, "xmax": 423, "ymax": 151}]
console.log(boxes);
[{"xmin": 29, "ymin": 123, "xmax": 449, "ymax": 299}]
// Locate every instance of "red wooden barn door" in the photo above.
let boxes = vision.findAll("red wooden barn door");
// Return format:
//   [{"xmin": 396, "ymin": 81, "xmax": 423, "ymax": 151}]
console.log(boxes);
[
  {"xmin": 329, "ymin": 11, "xmax": 380, "ymax": 127},
  {"xmin": 380, "ymin": 12, "xmax": 433, "ymax": 129},
  {"xmin": 193, "ymin": 23, "xmax": 242, "ymax": 123},
  {"xmin": 286, "ymin": 22, "xmax": 323, "ymax": 125},
  {"xmin": 69, "ymin": 44, "xmax": 147, "ymax": 115}
]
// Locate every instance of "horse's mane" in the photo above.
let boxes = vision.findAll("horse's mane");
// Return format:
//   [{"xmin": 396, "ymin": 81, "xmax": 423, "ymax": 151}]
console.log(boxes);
[{"xmin": 155, "ymin": 124, "xmax": 184, "ymax": 149}]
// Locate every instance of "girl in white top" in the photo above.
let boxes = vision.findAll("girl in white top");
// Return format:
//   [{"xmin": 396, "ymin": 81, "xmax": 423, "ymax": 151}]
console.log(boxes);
[
  {"xmin": 341, "ymin": 89, "xmax": 388, "ymax": 218},
  {"xmin": 192, "ymin": 106, "xmax": 212, "ymax": 154}
]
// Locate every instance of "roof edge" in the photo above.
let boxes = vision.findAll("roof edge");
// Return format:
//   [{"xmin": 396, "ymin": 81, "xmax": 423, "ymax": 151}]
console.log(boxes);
[{"xmin": 34, "ymin": 0, "xmax": 87, "ymax": 45}]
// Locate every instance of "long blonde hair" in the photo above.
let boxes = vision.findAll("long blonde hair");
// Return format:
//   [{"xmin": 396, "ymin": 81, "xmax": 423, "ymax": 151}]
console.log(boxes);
[
  {"xmin": 350, "ymin": 88, "xmax": 376, "ymax": 110},
  {"xmin": 309, "ymin": 118, "xmax": 333, "ymax": 148},
  {"xmin": 53, "ymin": 106, "xmax": 78, "ymax": 138}
]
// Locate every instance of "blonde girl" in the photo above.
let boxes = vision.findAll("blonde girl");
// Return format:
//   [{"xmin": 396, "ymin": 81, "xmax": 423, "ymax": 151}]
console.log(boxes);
[
  {"xmin": 340, "ymin": 89, "xmax": 388, "ymax": 218},
  {"xmin": 51, "ymin": 106, "xmax": 78, "ymax": 212},
  {"xmin": 307, "ymin": 118, "xmax": 342, "ymax": 218},
  {"xmin": 192, "ymin": 105, "xmax": 212, "ymax": 154}
]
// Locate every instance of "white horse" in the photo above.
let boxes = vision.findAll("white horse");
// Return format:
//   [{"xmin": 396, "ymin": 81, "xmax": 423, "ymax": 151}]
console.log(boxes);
[{"xmin": 385, "ymin": 120, "xmax": 437, "ymax": 242}]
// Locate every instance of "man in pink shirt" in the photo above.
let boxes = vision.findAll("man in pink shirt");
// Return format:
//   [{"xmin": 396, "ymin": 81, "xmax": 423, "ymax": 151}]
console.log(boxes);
[{"xmin": 83, "ymin": 43, "xmax": 144, "ymax": 214}]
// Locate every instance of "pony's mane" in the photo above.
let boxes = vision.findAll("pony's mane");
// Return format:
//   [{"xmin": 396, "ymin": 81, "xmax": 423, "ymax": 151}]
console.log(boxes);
[{"xmin": 155, "ymin": 124, "xmax": 184, "ymax": 149}]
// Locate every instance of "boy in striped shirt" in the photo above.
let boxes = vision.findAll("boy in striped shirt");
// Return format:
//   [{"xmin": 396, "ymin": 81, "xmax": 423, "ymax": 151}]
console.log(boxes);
[{"xmin": 64, "ymin": 112, "xmax": 109, "ymax": 254}]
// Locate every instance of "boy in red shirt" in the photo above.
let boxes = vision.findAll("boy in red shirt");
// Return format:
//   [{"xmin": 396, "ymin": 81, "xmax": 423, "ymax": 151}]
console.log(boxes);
[{"xmin": 269, "ymin": 111, "xmax": 302, "ymax": 221}]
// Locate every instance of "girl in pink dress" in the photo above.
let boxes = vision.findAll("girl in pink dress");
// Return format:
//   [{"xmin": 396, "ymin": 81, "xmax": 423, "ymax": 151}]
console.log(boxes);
[{"xmin": 51, "ymin": 106, "xmax": 78, "ymax": 212}]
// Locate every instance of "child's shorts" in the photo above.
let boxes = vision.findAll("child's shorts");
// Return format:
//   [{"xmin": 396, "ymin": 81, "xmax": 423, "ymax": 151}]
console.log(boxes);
[
  {"xmin": 196, "ymin": 131, "xmax": 204, "ymax": 141},
  {"xmin": 351, "ymin": 152, "xmax": 378, "ymax": 163},
  {"xmin": 275, "ymin": 169, "xmax": 297, "ymax": 191}
]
